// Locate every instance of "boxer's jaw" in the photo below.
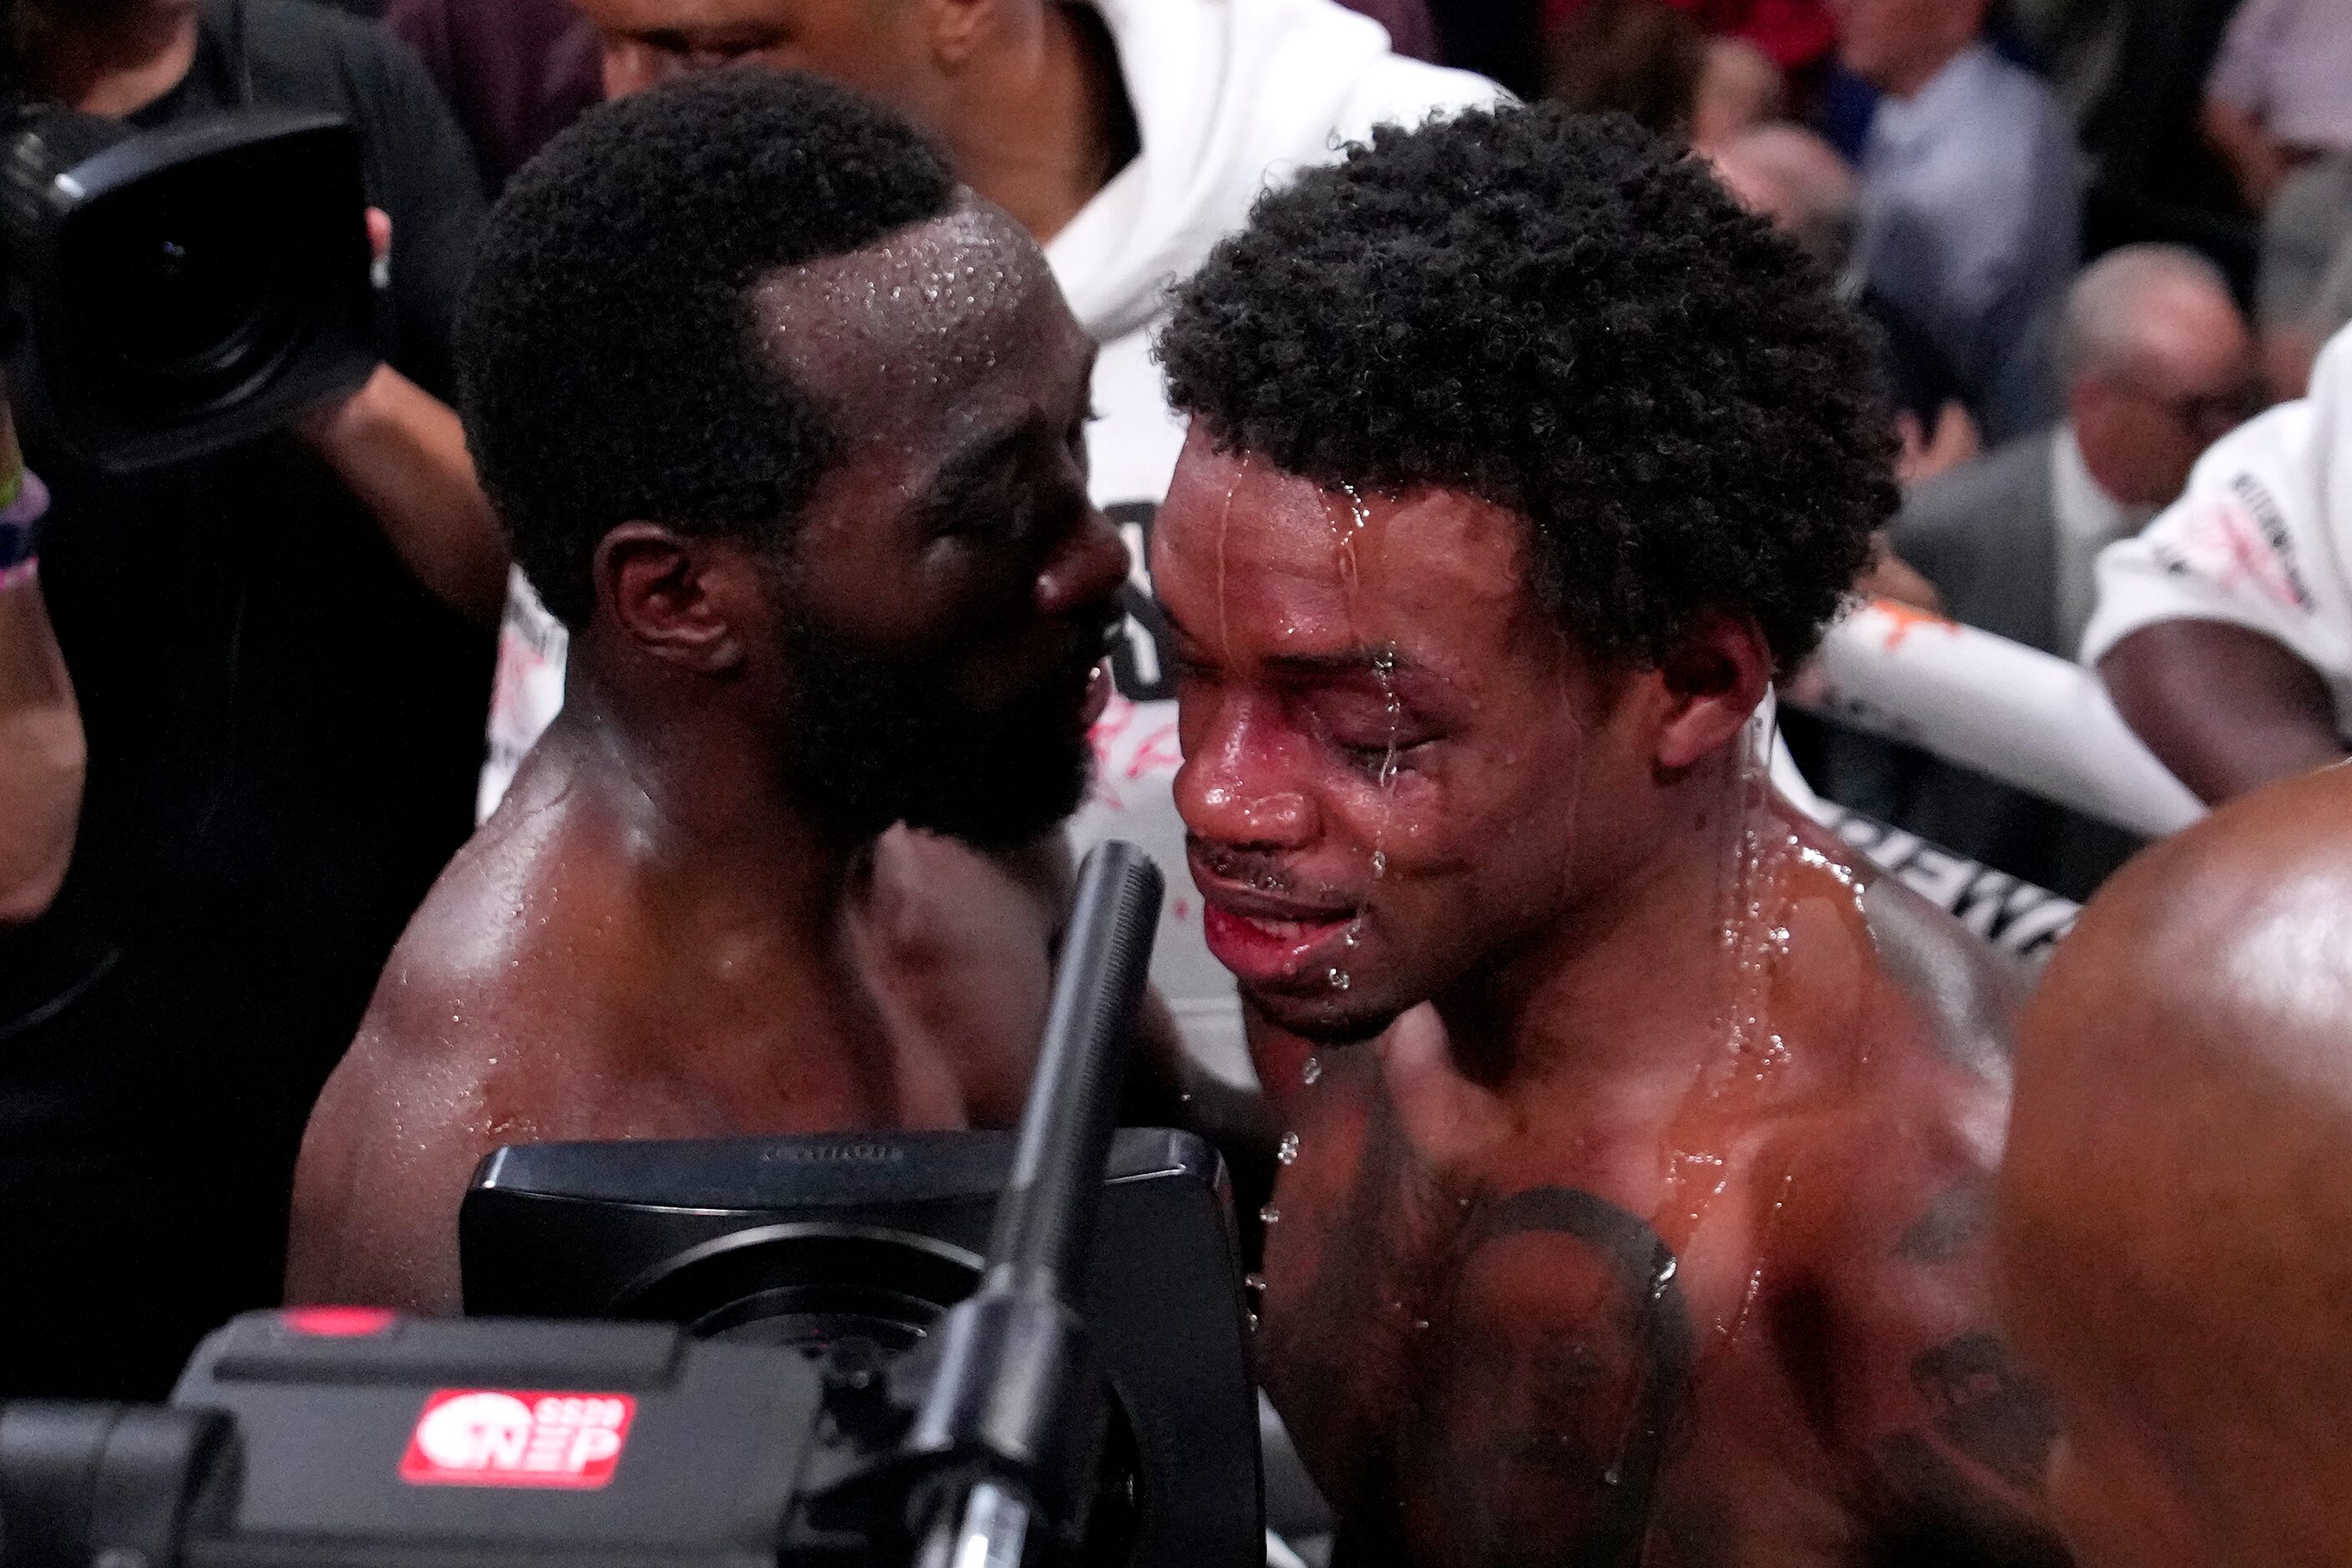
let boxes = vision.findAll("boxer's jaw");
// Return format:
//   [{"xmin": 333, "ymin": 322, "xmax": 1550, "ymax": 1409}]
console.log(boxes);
[{"xmin": 1155, "ymin": 431, "xmax": 1618, "ymax": 1046}]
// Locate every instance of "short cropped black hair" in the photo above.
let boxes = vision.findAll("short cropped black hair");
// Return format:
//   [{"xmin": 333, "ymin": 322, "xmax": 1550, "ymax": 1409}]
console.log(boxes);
[
  {"xmin": 458, "ymin": 68, "xmax": 957, "ymax": 626},
  {"xmin": 1159, "ymin": 104, "xmax": 1896, "ymax": 672}
]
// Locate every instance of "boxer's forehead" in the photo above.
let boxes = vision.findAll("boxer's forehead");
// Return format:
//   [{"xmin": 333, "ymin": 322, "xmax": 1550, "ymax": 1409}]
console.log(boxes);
[
  {"xmin": 1154, "ymin": 432, "xmax": 1540, "ymax": 680},
  {"xmin": 747, "ymin": 199, "xmax": 1079, "ymax": 438}
]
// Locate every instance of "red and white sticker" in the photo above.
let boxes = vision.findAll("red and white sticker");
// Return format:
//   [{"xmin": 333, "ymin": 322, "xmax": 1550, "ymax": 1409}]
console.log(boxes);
[{"xmin": 399, "ymin": 1390, "xmax": 636, "ymax": 1490}]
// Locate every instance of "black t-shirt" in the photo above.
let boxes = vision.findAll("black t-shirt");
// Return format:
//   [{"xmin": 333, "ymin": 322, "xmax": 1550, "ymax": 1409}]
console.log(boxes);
[{"xmin": 0, "ymin": 0, "xmax": 489, "ymax": 1398}]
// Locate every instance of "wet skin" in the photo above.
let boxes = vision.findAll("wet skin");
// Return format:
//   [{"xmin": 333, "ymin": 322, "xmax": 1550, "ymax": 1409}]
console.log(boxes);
[
  {"xmin": 286, "ymin": 202, "xmax": 1129, "ymax": 1313},
  {"xmin": 1155, "ymin": 432, "xmax": 2069, "ymax": 1567},
  {"xmin": 2001, "ymin": 763, "xmax": 2352, "ymax": 1568}
]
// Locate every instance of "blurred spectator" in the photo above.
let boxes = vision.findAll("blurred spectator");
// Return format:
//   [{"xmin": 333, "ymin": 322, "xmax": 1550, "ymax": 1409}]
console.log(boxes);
[
  {"xmin": 1545, "ymin": 0, "xmax": 1834, "ymax": 73},
  {"xmin": 2090, "ymin": 317, "xmax": 2352, "ymax": 806},
  {"xmin": 2001, "ymin": 762, "xmax": 2352, "ymax": 1568},
  {"xmin": 386, "ymin": 0, "xmax": 1434, "ymax": 202},
  {"xmin": 2255, "ymin": 153, "xmax": 2352, "ymax": 397},
  {"xmin": 1691, "ymin": 35, "xmax": 1783, "ymax": 148},
  {"xmin": 2201, "ymin": 0, "xmax": 2352, "ymax": 215},
  {"xmin": 1849, "ymin": 247, "xmax": 2253, "ymax": 897},
  {"xmin": 1709, "ymin": 124, "xmax": 1975, "ymax": 463},
  {"xmin": 1342, "ymin": 0, "xmax": 1443, "ymax": 61},
  {"xmin": 2017, "ymin": 0, "xmax": 2252, "ymax": 297},
  {"xmin": 1544, "ymin": 0, "xmax": 1704, "ymax": 135},
  {"xmin": 2299, "ymin": 225, "xmax": 2352, "ymax": 382},
  {"xmin": 0, "ymin": 0, "xmax": 496, "ymax": 1399},
  {"xmin": 1836, "ymin": 0, "xmax": 2082, "ymax": 443},
  {"xmin": 387, "ymin": 0, "xmax": 601, "ymax": 191},
  {"xmin": 1429, "ymin": 0, "xmax": 1545, "ymax": 98}
]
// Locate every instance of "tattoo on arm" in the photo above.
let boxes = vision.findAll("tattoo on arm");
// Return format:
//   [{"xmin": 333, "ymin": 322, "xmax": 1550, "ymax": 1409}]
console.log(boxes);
[
  {"xmin": 1871, "ymin": 1335, "xmax": 2070, "ymax": 1568},
  {"xmin": 1894, "ymin": 1180, "xmax": 1992, "ymax": 1266},
  {"xmin": 1867, "ymin": 1174, "xmax": 2071, "ymax": 1567},
  {"xmin": 1905, "ymin": 1334, "xmax": 2060, "ymax": 1495}
]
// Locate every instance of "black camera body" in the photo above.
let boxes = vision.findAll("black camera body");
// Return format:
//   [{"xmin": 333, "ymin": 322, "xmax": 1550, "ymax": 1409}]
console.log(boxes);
[
  {"xmin": 0, "ymin": 1313, "xmax": 836, "ymax": 1568},
  {"xmin": 0, "ymin": 104, "xmax": 377, "ymax": 470},
  {"xmin": 463, "ymin": 1128, "xmax": 1264, "ymax": 1568}
]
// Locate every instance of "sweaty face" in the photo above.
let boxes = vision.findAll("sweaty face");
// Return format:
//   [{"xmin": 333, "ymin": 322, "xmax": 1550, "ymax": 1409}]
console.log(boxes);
[
  {"xmin": 579, "ymin": 0, "xmax": 938, "ymax": 117},
  {"xmin": 1155, "ymin": 432, "xmax": 1616, "ymax": 1043},
  {"xmin": 756, "ymin": 202, "xmax": 1124, "ymax": 848}
]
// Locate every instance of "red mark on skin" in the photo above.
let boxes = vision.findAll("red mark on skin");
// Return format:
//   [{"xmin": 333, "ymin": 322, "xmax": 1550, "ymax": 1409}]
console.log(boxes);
[{"xmin": 1864, "ymin": 598, "xmax": 1962, "ymax": 652}]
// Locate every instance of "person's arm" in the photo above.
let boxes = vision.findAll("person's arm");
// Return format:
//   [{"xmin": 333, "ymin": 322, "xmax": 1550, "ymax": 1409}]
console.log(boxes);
[
  {"xmin": 299, "ymin": 356, "xmax": 510, "ymax": 626},
  {"xmin": 2098, "ymin": 619, "xmax": 2346, "ymax": 806},
  {"xmin": 0, "ymin": 396, "xmax": 82, "ymax": 928},
  {"xmin": 1825, "ymin": 1145, "xmax": 2073, "ymax": 1566},
  {"xmin": 291, "ymin": 33, "xmax": 511, "ymax": 629}
]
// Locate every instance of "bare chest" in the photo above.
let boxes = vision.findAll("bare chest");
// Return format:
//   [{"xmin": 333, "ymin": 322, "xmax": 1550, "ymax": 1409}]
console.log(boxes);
[{"xmin": 1255, "ymin": 1092, "xmax": 1856, "ymax": 1568}]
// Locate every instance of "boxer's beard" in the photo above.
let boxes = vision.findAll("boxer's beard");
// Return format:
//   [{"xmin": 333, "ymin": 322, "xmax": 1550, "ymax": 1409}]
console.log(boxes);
[{"xmin": 780, "ymin": 620, "xmax": 1098, "ymax": 851}]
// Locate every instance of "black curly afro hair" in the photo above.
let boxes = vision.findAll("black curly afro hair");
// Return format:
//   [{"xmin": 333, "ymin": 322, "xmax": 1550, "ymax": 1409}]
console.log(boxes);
[
  {"xmin": 1158, "ymin": 104, "xmax": 1897, "ymax": 674},
  {"xmin": 458, "ymin": 68, "xmax": 956, "ymax": 628}
]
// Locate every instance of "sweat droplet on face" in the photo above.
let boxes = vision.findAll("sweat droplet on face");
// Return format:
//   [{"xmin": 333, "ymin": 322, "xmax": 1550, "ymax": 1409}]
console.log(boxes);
[
  {"xmin": 1277, "ymin": 1131, "xmax": 1302, "ymax": 1165},
  {"xmin": 1301, "ymin": 1055, "xmax": 1323, "ymax": 1086},
  {"xmin": 1258, "ymin": 1204, "xmax": 1282, "ymax": 1226}
]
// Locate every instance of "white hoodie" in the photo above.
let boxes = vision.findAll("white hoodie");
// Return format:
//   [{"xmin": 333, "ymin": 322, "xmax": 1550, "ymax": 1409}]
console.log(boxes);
[{"xmin": 478, "ymin": 0, "xmax": 1497, "ymax": 1083}]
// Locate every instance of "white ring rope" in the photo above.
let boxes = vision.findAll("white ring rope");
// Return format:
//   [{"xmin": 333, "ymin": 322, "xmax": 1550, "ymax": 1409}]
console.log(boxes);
[{"xmin": 1790, "ymin": 599, "xmax": 2207, "ymax": 842}]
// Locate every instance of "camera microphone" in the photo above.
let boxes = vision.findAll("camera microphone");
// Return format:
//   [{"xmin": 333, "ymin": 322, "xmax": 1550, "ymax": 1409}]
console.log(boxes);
[{"xmin": 906, "ymin": 842, "xmax": 1162, "ymax": 1568}]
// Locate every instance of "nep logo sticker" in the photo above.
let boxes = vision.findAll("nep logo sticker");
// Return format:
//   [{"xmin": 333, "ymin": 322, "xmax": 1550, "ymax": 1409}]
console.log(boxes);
[{"xmin": 399, "ymin": 1390, "xmax": 635, "ymax": 1489}]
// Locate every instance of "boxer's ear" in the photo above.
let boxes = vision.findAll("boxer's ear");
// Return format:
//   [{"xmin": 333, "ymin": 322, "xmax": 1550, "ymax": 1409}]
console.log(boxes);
[
  {"xmin": 923, "ymin": 0, "xmax": 1003, "ymax": 69},
  {"xmin": 595, "ymin": 523, "xmax": 749, "ymax": 675},
  {"xmin": 1651, "ymin": 609, "xmax": 1773, "ymax": 775}
]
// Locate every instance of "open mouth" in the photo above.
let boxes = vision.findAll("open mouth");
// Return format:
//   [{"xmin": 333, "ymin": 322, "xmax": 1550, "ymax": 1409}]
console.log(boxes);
[{"xmin": 1196, "ymin": 887, "xmax": 1360, "ymax": 989}]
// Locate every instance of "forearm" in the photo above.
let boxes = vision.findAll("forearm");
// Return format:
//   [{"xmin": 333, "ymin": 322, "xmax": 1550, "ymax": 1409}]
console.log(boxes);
[
  {"xmin": 301, "ymin": 366, "xmax": 510, "ymax": 626},
  {"xmin": 0, "ymin": 564, "xmax": 83, "ymax": 926},
  {"xmin": 2100, "ymin": 621, "xmax": 2346, "ymax": 806}
]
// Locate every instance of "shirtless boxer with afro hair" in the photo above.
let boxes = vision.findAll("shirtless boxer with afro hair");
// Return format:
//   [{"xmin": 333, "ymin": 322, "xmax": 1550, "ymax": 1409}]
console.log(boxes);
[{"xmin": 1152, "ymin": 104, "xmax": 2070, "ymax": 1567}]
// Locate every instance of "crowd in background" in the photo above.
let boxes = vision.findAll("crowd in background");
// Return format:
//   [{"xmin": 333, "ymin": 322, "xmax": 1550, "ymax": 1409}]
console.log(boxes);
[{"xmin": 3, "ymin": 0, "xmax": 2350, "ymax": 1434}]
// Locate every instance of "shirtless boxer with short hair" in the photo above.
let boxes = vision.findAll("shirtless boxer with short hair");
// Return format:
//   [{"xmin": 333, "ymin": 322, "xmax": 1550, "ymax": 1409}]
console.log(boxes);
[
  {"xmin": 1153, "ymin": 106, "xmax": 2069, "ymax": 1565},
  {"xmin": 2000, "ymin": 762, "xmax": 2352, "ymax": 1568},
  {"xmin": 286, "ymin": 70, "xmax": 1126, "ymax": 1312}
]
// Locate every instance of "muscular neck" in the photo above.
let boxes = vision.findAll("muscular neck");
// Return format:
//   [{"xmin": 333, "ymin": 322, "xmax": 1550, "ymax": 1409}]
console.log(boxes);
[
  {"xmin": 946, "ymin": 2, "xmax": 1136, "ymax": 245},
  {"xmin": 547, "ymin": 664, "xmax": 868, "ymax": 954},
  {"xmin": 28, "ymin": 9, "xmax": 200, "ymax": 119},
  {"xmin": 1434, "ymin": 751, "xmax": 1778, "ymax": 1110}
]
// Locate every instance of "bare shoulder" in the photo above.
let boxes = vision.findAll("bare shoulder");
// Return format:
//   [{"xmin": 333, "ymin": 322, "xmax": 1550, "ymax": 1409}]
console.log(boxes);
[
  {"xmin": 285, "ymin": 775, "xmax": 660, "ymax": 1312},
  {"xmin": 2048, "ymin": 764, "xmax": 2352, "ymax": 1024},
  {"xmin": 1769, "ymin": 822, "xmax": 2066, "ymax": 1562},
  {"xmin": 1856, "ymin": 868, "xmax": 2027, "ymax": 1085}
]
